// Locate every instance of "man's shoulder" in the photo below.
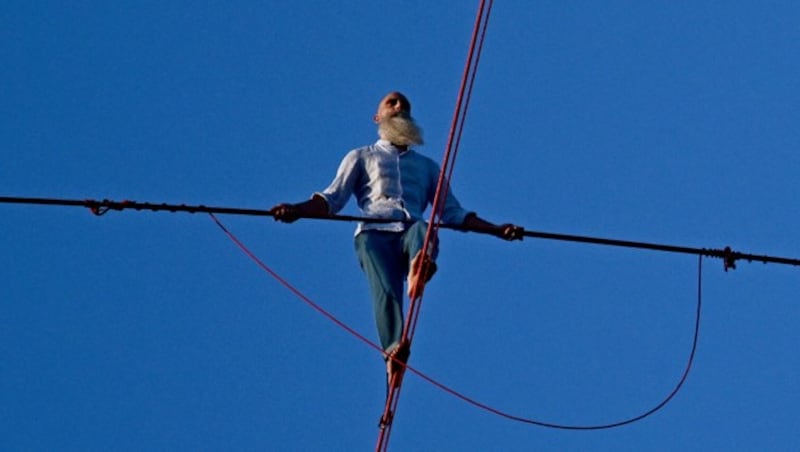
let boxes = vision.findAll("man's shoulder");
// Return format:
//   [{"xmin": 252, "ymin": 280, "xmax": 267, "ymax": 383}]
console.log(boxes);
[
  {"xmin": 345, "ymin": 143, "xmax": 378, "ymax": 157},
  {"xmin": 406, "ymin": 148, "xmax": 434, "ymax": 161},
  {"xmin": 335, "ymin": 144, "xmax": 373, "ymax": 164},
  {"xmin": 403, "ymin": 149, "xmax": 439, "ymax": 168}
]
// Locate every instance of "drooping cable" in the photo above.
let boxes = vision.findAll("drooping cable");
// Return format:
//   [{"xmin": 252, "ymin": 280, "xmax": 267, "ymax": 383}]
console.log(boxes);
[
  {"xmin": 412, "ymin": 254, "xmax": 705, "ymax": 430},
  {"xmin": 209, "ymin": 213, "xmax": 384, "ymax": 356},
  {"xmin": 210, "ymin": 213, "xmax": 705, "ymax": 431}
]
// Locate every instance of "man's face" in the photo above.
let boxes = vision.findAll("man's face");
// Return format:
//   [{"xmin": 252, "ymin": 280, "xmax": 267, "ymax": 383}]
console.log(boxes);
[
  {"xmin": 375, "ymin": 92, "xmax": 423, "ymax": 146},
  {"xmin": 374, "ymin": 92, "xmax": 411, "ymax": 123}
]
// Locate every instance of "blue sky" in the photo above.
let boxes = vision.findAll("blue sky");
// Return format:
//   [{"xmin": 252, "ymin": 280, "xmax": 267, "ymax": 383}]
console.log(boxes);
[{"xmin": 2, "ymin": 2, "xmax": 799, "ymax": 451}]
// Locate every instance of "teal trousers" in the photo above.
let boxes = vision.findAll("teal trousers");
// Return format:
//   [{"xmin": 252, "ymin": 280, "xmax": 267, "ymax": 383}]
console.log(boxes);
[{"xmin": 354, "ymin": 221, "xmax": 436, "ymax": 351}]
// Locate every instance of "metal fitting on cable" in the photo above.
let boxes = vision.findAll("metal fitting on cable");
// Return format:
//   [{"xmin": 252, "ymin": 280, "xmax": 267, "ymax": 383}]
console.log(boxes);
[{"xmin": 723, "ymin": 246, "xmax": 737, "ymax": 272}]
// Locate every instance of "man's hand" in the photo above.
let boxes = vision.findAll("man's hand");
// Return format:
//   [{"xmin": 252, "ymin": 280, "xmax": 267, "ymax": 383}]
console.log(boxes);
[
  {"xmin": 462, "ymin": 213, "xmax": 524, "ymax": 241},
  {"xmin": 497, "ymin": 223, "xmax": 524, "ymax": 241},
  {"xmin": 269, "ymin": 196, "xmax": 330, "ymax": 224},
  {"xmin": 269, "ymin": 203, "xmax": 301, "ymax": 223}
]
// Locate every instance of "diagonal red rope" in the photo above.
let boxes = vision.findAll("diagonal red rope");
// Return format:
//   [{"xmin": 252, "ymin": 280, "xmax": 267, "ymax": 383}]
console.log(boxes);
[
  {"xmin": 380, "ymin": 0, "xmax": 495, "ymax": 447},
  {"xmin": 209, "ymin": 213, "xmax": 384, "ymax": 355},
  {"xmin": 378, "ymin": 1, "xmax": 495, "ymax": 449},
  {"xmin": 405, "ymin": 0, "xmax": 494, "ymax": 345}
]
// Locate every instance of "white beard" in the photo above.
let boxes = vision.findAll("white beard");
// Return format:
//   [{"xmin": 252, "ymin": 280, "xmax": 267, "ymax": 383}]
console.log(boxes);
[{"xmin": 378, "ymin": 114, "xmax": 424, "ymax": 146}]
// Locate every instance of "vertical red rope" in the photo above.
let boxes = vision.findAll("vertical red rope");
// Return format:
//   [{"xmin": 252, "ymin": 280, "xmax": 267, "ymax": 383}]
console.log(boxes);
[
  {"xmin": 445, "ymin": 1, "xmax": 493, "ymax": 192},
  {"xmin": 407, "ymin": 0, "xmax": 494, "ymax": 344},
  {"xmin": 376, "ymin": 1, "xmax": 494, "ymax": 450}
]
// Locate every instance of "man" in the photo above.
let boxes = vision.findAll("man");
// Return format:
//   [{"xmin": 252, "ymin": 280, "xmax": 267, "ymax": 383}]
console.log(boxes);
[{"xmin": 270, "ymin": 91, "xmax": 523, "ymax": 384}]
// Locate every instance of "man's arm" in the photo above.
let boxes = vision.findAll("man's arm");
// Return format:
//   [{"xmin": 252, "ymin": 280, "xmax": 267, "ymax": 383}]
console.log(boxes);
[
  {"xmin": 462, "ymin": 213, "xmax": 524, "ymax": 241},
  {"xmin": 269, "ymin": 195, "xmax": 330, "ymax": 223}
]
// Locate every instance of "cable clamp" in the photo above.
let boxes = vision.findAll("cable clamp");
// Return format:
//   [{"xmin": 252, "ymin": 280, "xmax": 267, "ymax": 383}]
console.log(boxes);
[
  {"xmin": 723, "ymin": 246, "xmax": 737, "ymax": 272},
  {"xmin": 86, "ymin": 199, "xmax": 108, "ymax": 216},
  {"xmin": 86, "ymin": 199, "xmax": 132, "ymax": 216}
]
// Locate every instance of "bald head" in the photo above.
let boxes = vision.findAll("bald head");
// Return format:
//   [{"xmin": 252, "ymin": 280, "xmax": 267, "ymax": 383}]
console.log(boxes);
[{"xmin": 374, "ymin": 91, "xmax": 412, "ymax": 123}]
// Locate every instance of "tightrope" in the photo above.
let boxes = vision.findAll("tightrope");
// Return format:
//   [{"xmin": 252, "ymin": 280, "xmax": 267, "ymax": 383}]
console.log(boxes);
[{"xmin": 2, "ymin": 195, "xmax": 798, "ymax": 269}]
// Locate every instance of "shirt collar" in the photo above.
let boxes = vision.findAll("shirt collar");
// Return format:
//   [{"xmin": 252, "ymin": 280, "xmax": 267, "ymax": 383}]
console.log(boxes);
[{"xmin": 376, "ymin": 139, "xmax": 412, "ymax": 156}]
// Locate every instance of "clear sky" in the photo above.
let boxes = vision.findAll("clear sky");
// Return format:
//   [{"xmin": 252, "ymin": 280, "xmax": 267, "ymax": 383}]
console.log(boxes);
[{"xmin": 3, "ymin": 2, "xmax": 799, "ymax": 451}]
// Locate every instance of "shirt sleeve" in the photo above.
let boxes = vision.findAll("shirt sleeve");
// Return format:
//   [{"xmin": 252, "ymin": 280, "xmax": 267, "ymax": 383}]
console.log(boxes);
[
  {"xmin": 314, "ymin": 149, "xmax": 361, "ymax": 215},
  {"xmin": 440, "ymin": 187, "xmax": 473, "ymax": 225},
  {"xmin": 427, "ymin": 158, "xmax": 472, "ymax": 225}
]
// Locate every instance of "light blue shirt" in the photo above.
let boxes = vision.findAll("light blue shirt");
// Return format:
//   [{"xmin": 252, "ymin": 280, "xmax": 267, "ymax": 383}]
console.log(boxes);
[{"xmin": 315, "ymin": 140, "xmax": 472, "ymax": 235}]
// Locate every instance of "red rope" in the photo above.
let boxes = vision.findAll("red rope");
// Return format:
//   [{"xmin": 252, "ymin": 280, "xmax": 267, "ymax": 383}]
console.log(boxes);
[
  {"xmin": 209, "ymin": 213, "xmax": 384, "ymax": 356},
  {"xmin": 445, "ymin": 0, "xmax": 493, "ymax": 192},
  {"xmin": 379, "ymin": 1, "xmax": 495, "ymax": 449},
  {"xmin": 379, "ymin": 0, "xmax": 494, "ymax": 447},
  {"xmin": 209, "ymin": 213, "xmax": 704, "ymax": 432},
  {"xmin": 405, "ymin": 0, "xmax": 494, "ymax": 345}
]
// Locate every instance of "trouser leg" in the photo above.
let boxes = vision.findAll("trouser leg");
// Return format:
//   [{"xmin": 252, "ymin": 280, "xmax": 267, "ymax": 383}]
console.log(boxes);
[
  {"xmin": 354, "ymin": 231, "xmax": 405, "ymax": 351},
  {"xmin": 402, "ymin": 220, "xmax": 438, "ymax": 261}
]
